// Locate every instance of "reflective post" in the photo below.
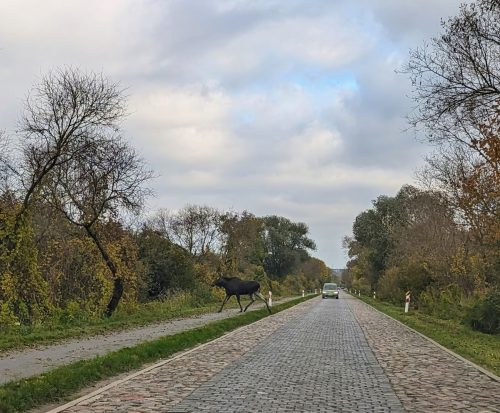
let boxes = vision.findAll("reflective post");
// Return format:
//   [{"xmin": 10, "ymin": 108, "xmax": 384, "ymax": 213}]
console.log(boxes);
[{"xmin": 405, "ymin": 291, "xmax": 411, "ymax": 313}]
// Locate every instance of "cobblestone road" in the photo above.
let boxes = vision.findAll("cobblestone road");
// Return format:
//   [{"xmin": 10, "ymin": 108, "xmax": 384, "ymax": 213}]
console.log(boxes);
[
  {"xmin": 46, "ymin": 295, "xmax": 500, "ymax": 413},
  {"xmin": 348, "ymin": 298, "xmax": 500, "ymax": 412},
  {"xmin": 172, "ymin": 296, "xmax": 402, "ymax": 413}
]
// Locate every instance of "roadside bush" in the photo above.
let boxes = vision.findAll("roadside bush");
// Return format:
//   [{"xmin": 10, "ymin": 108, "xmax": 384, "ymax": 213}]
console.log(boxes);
[
  {"xmin": 467, "ymin": 289, "xmax": 500, "ymax": 334},
  {"xmin": 377, "ymin": 267, "xmax": 405, "ymax": 304},
  {"xmin": 48, "ymin": 300, "xmax": 96, "ymax": 325},
  {"xmin": 0, "ymin": 302, "xmax": 18, "ymax": 326},
  {"xmin": 190, "ymin": 283, "xmax": 218, "ymax": 307},
  {"xmin": 420, "ymin": 285, "xmax": 472, "ymax": 320},
  {"xmin": 137, "ymin": 229, "xmax": 195, "ymax": 300},
  {"xmin": 352, "ymin": 276, "xmax": 371, "ymax": 295}
]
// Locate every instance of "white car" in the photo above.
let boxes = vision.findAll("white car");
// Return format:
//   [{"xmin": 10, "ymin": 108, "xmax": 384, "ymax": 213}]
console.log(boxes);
[{"xmin": 322, "ymin": 283, "xmax": 339, "ymax": 299}]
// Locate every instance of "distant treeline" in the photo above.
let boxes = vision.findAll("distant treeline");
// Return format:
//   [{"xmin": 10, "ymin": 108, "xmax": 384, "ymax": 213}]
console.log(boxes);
[
  {"xmin": 344, "ymin": 0, "xmax": 499, "ymax": 334},
  {"xmin": 0, "ymin": 198, "xmax": 330, "ymax": 326}
]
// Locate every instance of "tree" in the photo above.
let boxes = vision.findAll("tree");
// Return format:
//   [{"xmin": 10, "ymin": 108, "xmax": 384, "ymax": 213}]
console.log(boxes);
[
  {"xmin": 219, "ymin": 211, "xmax": 265, "ymax": 276},
  {"xmin": 7, "ymin": 68, "xmax": 126, "ymax": 241},
  {"xmin": 0, "ymin": 190, "xmax": 50, "ymax": 323},
  {"xmin": 403, "ymin": 0, "xmax": 499, "ymax": 157},
  {"xmin": 349, "ymin": 193, "xmax": 407, "ymax": 288},
  {"xmin": 404, "ymin": 0, "xmax": 499, "ymax": 290},
  {"xmin": 298, "ymin": 257, "xmax": 330, "ymax": 285},
  {"xmin": 262, "ymin": 215, "xmax": 316, "ymax": 279},
  {"xmin": 1, "ymin": 68, "xmax": 151, "ymax": 317},
  {"xmin": 44, "ymin": 136, "xmax": 152, "ymax": 316},
  {"xmin": 404, "ymin": 0, "xmax": 499, "ymax": 238},
  {"xmin": 152, "ymin": 206, "xmax": 223, "ymax": 259},
  {"xmin": 136, "ymin": 227, "xmax": 195, "ymax": 299}
]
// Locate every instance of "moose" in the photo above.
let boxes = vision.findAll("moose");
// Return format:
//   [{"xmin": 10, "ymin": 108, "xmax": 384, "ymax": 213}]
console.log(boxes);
[{"xmin": 213, "ymin": 277, "xmax": 271, "ymax": 314}]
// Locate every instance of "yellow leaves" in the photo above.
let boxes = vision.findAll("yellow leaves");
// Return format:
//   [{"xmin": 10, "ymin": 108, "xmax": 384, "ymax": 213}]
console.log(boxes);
[
  {"xmin": 450, "ymin": 246, "xmax": 468, "ymax": 277},
  {"xmin": 193, "ymin": 262, "xmax": 218, "ymax": 285},
  {"xmin": 0, "ymin": 211, "xmax": 51, "ymax": 324},
  {"xmin": 0, "ymin": 302, "xmax": 19, "ymax": 326}
]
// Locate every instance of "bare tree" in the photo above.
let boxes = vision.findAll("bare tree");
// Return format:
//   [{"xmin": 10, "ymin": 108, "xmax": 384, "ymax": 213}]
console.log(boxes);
[
  {"xmin": 147, "ymin": 208, "xmax": 171, "ymax": 238},
  {"xmin": 45, "ymin": 136, "xmax": 153, "ymax": 316},
  {"xmin": 403, "ymin": 0, "xmax": 499, "ymax": 159},
  {"xmin": 151, "ymin": 205, "xmax": 224, "ymax": 259},
  {"xmin": 404, "ymin": 0, "xmax": 500, "ymax": 257},
  {"xmin": 20, "ymin": 69, "xmax": 125, "ymax": 207},
  {"xmin": 2, "ymin": 68, "xmax": 125, "ymax": 247},
  {"xmin": 0, "ymin": 132, "xmax": 13, "ymax": 194},
  {"xmin": 2, "ymin": 68, "xmax": 152, "ymax": 316}
]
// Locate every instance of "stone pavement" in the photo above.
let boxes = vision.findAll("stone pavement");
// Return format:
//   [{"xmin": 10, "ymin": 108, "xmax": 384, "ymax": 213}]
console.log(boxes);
[
  {"xmin": 171, "ymin": 296, "xmax": 403, "ymax": 413},
  {"xmin": 45, "ymin": 295, "xmax": 500, "ymax": 413},
  {"xmin": 348, "ymin": 297, "xmax": 500, "ymax": 412}
]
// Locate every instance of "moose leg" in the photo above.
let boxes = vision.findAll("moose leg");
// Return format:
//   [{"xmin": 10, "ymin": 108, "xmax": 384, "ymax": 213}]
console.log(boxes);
[
  {"xmin": 236, "ymin": 294, "xmax": 243, "ymax": 312},
  {"xmin": 255, "ymin": 292, "xmax": 272, "ymax": 314},
  {"xmin": 244, "ymin": 293, "xmax": 255, "ymax": 312},
  {"xmin": 218, "ymin": 294, "xmax": 231, "ymax": 313}
]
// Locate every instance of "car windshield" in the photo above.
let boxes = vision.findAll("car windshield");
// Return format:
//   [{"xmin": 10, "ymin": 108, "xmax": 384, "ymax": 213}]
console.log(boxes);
[{"xmin": 323, "ymin": 284, "xmax": 337, "ymax": 290}]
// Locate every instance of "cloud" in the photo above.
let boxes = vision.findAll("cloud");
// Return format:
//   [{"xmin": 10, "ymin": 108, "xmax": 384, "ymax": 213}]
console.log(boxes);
[
  {"xmin": 127, "ymin": 84, "xmax": 247, "ymax": 167},
  {"xmin": 0, "ymin": 0, "xmax": 461, "ymax": 267}
]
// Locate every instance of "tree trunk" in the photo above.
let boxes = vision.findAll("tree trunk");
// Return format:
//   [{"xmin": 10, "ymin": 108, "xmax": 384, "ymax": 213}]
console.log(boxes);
[
  {"xmin": 105, "ymin": 277, "xmax": 124, "ymax": 317},
  {"xmin": 84, "ymin": 225, "xmax": 123, "ymax": 317}
]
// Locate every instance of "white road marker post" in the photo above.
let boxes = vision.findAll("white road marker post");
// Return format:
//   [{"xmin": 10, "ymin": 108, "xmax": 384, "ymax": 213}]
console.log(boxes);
[
  {"xmin": 373, "ymin": 291, "xmax": 376, "ymax": 299},
  {"xmin": 302, "ymin": 289, "xmax": 305, "ymax": 297},
  {"xmin": 358, "ymin": 290, "xmax": 361, "ymax": 297},
  {"xmin": 405, "ymin": 291, "xmax": 411, "ymax": 313},
  {"xmin": 268, "ymin": 291, "xmax": 273, "ymax": 307}
]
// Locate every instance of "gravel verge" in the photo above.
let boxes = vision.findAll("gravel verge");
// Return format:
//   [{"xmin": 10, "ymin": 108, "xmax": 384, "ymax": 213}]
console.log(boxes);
[{"xmin": 0, "ymin": 297, "xmax": 297, "ymax": 385}]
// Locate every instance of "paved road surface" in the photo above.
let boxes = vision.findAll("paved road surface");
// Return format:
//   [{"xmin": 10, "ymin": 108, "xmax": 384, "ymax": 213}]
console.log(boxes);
[{"xmin": 44, "ymin": 295, "xmax": 500, "ymax": 413}]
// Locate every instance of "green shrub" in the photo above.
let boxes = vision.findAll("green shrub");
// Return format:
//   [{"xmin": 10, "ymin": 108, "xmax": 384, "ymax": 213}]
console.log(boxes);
[
  {"xmin": 419, "ymin": 285, "xmax": 469, "ymax": 320},
  {"xmin": 190, "ymin": 284, "xmax": 217, "ymax": 306},
  {"xmin": 377, "ymin": 267, "xmax": 405, "ymax": 304},
  {"xmin": 0, "ymin": 302, "xmax": 19, "ymax": 326},
  {"xmin": 467, "ymin": 289, "xmax": 500, "ymax": 334}
]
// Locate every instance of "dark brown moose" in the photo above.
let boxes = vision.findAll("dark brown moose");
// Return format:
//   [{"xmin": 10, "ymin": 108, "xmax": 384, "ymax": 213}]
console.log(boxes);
[{"xmin": 213, "ymin": 277, "xmax": 271, "ymax": 314}]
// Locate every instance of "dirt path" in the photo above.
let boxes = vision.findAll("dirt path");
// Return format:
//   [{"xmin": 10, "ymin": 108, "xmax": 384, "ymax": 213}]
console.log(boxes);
[{"xmin": 0, "ymin": 297, "xmax": 295, "ymax": 385}]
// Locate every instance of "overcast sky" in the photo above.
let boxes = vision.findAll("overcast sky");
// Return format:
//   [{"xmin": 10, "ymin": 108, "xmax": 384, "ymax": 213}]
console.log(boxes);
[{"xmin": 0, "ymin": 0, "xmax": 462, "ymax": 268}]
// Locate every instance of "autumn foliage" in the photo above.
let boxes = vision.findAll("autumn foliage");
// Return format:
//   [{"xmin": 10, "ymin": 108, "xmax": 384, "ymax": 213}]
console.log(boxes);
[{"xmin": 346, "ymin": 0, "xmax": 499, "ymax": 333}]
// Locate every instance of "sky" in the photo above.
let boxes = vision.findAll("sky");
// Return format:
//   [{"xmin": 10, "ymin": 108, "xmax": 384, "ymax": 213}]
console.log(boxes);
[{"xmin": 0, "ymin": 0, "xmax": 462, "ymax": 268}]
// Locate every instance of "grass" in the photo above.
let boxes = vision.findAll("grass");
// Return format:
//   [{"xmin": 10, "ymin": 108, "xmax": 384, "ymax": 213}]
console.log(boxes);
[
  {"xmin": 0, "ymin": 295, "xmax": 314, "ymax": 413},
  {"xmin": 0, "ymin": 304, "xmax": 213, "ymax": 353},
  {"xmin": 0, "ymin": 293, "xmax": 292, "ymax": 353},
  {"xmin": 354, "ymin": 294, "xmax": 500, "ymax": 377}
]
